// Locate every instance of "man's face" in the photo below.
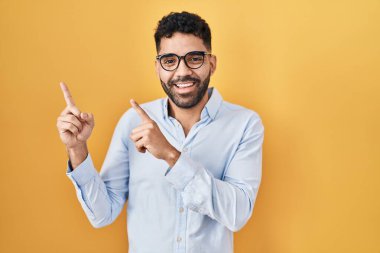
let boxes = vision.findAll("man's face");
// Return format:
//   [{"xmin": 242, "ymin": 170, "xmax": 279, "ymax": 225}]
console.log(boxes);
[{"xmin": 155, "ymin": 32, "xmax": 217, "ymax": 109}]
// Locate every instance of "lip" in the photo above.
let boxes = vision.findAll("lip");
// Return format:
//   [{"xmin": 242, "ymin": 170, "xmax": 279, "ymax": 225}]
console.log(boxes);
[{"xmin": 173, "ymin": 82, "xmax": 196, "ymax": 93}]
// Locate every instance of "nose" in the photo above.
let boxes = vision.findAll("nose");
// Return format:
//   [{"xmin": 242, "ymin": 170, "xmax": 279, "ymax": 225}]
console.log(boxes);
[{"xmin": 175, "ymin": 57, "xmax": 193, "ymax": 76}]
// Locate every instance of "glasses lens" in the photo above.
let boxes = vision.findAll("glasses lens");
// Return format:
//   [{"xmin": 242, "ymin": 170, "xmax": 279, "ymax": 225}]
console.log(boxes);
[
  {"xmin": 160, "ymin": 54, "xmax": 178, "ymax": 71},
  {"xmin": 185, "ymin": 52, "xmax": 204, "ymax": 69}
]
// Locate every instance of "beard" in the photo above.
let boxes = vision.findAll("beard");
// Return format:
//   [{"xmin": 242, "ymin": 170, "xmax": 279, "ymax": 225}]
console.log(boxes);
[{"xmin": 160, "ymin": 71, "xmax": 211, "ymax": 109}]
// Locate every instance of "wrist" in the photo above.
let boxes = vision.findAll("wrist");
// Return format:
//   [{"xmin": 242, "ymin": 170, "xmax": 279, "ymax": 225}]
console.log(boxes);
[
  {"xmin": 67, "ymin": 143, "xmax": 88, "ymax": 169},
  {"xmin": 165, "ymin": 148, "xmax": 180, "ymax": 168}
]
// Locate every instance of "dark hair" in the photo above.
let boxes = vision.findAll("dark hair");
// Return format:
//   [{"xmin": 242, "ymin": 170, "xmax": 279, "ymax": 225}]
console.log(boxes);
[{"xmin": 154, "ymin": 11, "xmax": 212, "ymax": 53}]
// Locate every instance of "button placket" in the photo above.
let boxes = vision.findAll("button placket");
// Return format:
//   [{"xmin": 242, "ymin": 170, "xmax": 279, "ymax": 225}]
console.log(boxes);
[{"xmin": 176, "ymin": 198, "xmax": 187, "ymax": 251}]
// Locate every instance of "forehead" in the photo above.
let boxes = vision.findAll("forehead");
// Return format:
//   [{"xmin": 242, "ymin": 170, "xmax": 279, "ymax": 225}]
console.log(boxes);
[{"xmin": 158, "ymin": 32, "xmax": 207, "ymax": 55}]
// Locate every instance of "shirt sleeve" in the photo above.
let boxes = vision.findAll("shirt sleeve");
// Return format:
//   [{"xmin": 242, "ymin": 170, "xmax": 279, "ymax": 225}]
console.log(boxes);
[
  {"xmin": 66, "ymin": 110, "xmax": 131, "ymax": 228},
  {"xmin": 165, "ymin": 114, "xmax": 264, "ymax": 232}
]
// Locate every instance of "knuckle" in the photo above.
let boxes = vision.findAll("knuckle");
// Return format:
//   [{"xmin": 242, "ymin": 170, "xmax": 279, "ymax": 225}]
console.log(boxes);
[
  {"xmin": 68, "ymin": 115, "xmax": 77, "ymax": 121},
  {"xmin": 69, "ymin": 125, "xmax": 77, "ymax": 133}
]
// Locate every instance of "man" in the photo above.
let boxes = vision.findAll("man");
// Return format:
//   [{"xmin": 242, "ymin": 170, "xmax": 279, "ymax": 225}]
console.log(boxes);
[{"xmin": 57, "ymin": 11, "xmax": 264, "ymax": 253}]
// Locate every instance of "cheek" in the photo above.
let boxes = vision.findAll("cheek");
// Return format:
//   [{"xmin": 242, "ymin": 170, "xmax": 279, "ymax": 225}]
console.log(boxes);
[
  {"xmin": 158, "ymin": 69, "xmax": 173, "ymax": 83},
  {"xmin": 196, "ymin": 68, "xmax": 210, "ymax": 81}
]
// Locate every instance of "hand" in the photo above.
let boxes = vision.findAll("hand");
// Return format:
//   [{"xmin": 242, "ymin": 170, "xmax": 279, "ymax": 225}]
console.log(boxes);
[
  {"xmin": 56, "ymin": 82, "xmax": 95, "ymax": 149},
  {"xmin": 129, "ymin": 99, "xmax": 180, "ymax": 167}
]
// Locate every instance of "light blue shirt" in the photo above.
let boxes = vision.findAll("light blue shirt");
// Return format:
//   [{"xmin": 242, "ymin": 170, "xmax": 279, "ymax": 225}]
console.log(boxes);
[{"xmin": 66, "ymin": 87, "xmax": 264, "ymax": 253}]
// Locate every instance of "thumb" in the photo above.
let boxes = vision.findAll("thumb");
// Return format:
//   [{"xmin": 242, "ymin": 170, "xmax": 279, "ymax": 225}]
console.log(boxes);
[
  {"xmin": 81, "ymin": 112, "xmax": 88, "ymax": 120},
  {"xmin": 81, "ymin": 112, "xmax": 95, "ymax": 126}
]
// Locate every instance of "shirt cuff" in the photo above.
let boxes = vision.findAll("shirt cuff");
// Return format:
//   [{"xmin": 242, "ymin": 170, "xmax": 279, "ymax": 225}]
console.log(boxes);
[
  {"xmin": 164, "ymin": 153, "xmax": 201, "ymax": 191},
  {"xmin": 66, "ymin": 153, "xmax": 98, "ymax": 186}
]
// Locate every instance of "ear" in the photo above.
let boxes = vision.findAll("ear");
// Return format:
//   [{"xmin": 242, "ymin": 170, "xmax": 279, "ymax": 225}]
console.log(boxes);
[
  {"xmin": 155, "ymin": 60, "xmax": 160, "ymax": 78},
  {"xmin": 209, "ymin": 55, "xmax": 217, "ymax": 76}
]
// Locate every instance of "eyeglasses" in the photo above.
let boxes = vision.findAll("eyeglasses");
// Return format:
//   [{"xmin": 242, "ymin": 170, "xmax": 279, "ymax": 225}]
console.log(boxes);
[{"xmin": 156, "ymin": 51, "xmax": 212, "ymax": 71}]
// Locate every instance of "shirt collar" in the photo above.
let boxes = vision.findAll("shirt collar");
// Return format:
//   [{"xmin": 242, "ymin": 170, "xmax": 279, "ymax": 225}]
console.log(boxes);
[{"xmin": 163, "ymin": 87, "xmax": 223, "ymax": 121}]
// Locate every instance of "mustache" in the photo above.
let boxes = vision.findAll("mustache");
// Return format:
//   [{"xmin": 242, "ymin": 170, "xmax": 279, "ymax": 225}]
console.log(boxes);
[{"xmin": 168, "ymin": 76, "xmax": 200, "ymax": 86}]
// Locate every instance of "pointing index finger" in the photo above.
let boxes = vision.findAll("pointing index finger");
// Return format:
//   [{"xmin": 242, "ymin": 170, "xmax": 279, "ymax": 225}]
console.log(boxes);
[
  {"xmin": 130, "ymin": 99, "xmax": 151, "ymax": 122},
  {"xmin": 60, "ymin": 82, "xmax": 76, "ymax": 106}
]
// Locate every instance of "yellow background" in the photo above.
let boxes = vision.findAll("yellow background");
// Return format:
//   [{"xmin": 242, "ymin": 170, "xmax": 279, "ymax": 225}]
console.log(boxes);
[{"xmin": 0, "ymin": 0, "xmax": 379, "ymax": 252}]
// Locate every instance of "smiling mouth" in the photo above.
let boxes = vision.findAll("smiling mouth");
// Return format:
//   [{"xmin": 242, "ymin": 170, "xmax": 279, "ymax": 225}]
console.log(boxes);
[{"xmin": 174, "ymin": 82, "xmax": 196, "ymax": 88}]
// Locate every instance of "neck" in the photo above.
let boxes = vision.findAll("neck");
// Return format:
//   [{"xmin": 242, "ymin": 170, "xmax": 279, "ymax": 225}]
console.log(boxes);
[{"xmin": 168, "ymin": 91, "xmax": 209, "ymax": 135}]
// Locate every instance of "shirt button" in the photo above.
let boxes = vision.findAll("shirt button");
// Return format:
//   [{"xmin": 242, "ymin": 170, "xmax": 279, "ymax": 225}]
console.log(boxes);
[
  {"xmin": 179, "ymin": 207, "xmax": 184, "ymax": 213},
  {"xmin": 182, "ymin": 147, "xmax": 188, "ymax": 152},
  {"xmin": 177, "ymin": 236, "xmax": 182, "ymax": 242}
]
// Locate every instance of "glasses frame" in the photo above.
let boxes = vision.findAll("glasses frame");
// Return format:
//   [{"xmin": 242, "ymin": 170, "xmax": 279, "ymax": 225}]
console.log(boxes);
[{"xmin": 156, "ymin": 51, "xmax": 212, "ymax": 71}]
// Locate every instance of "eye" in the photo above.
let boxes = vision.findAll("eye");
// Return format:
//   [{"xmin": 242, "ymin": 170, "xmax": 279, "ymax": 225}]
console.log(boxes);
[
  {"xmin": 190, "ymin": 56, "xmax": 203, "ymax": 62},
  {"xmin": 162, "ymin": 56, "xmax": 177, "ymax": 65},
  {"xmin": 164, "ymin": 59, "xmax": 175, "ymax": 64},
  {"xmin": 187, "ymin": 53, "xmax": 204, "ymax": 64}
]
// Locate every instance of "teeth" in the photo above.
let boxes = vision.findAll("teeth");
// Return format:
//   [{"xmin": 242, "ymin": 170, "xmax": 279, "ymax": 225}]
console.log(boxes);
[{"xmin": 176, "ymin": 82, "xmax": 194, "ymax": 88}]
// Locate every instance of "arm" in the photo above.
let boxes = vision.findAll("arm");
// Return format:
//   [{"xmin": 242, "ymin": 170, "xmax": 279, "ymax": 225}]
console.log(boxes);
[
  {"xmin": 57, "ymin": 82, "xmax": 130, "ymax": 228},
  {"xmin": 66, "ymin": 112, "xmax": 130, "ymax": 228},
  {"xmin": 165, "ymin": 115, "xmax": 264, "ymax": 232}
]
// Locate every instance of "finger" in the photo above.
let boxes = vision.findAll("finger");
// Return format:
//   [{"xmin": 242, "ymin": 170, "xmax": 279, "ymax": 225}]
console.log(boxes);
[
  {"xmin": 129, "ymin": 129, "xmax": 149, "ymax": 142},
  {"xmin": 130, "ymin": 99, "xmax": 151, "ymax": 122},
  {"xmin": 58, "ymin": 115, "xmax": 83, "ymax": 132},
  {"xmin": 60, "ymin": 82, "xmax": 76, "ymax": 106},
  {"xmin": 60, "ymin": 105, "xmax": 81, "ymax": 118},
  {"xmin": 81, "ymin": 112, "xmax": 95, "ymax": 127},
  {"xmin": 57, "ymin": 121, "xmax": 80, "ymax": 135},
  {"xmin": 131, "ymin": 121, "xmax": 155, "ymax": 134},
  {"xmin": 138, "ymin": 147, "xmax": 146, "ymax": 153},
  {"xmin": 135, "ymin": 138, "xmax": 147, "ymax": 153}
]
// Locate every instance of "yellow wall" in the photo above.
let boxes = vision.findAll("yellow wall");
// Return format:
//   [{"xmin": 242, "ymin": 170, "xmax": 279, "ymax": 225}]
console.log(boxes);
[{"xmin": 1, "ymin": 0, "xmax": 379, "ymax": 252}]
